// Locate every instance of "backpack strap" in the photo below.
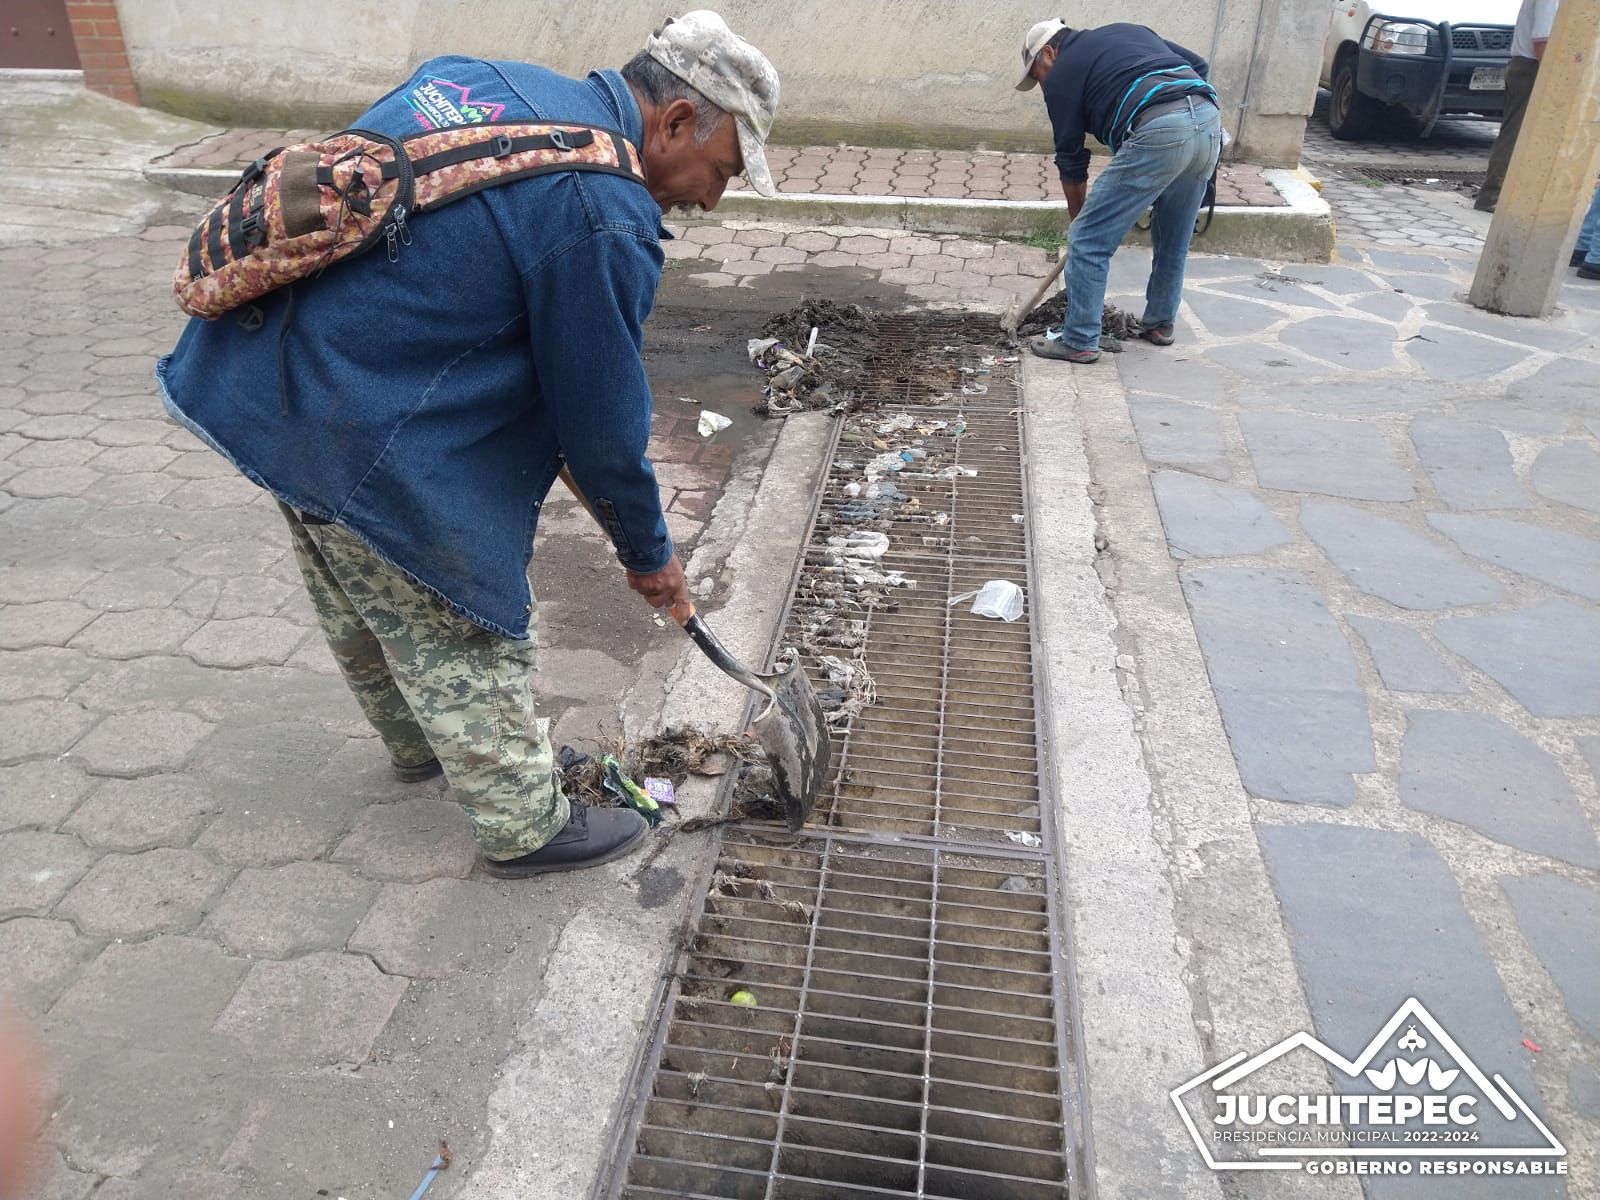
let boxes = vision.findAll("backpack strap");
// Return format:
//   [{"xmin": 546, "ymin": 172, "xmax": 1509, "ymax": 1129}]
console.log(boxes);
[
  {"xmin": 309, "ymin": 123, "xmax": 647, "ymax": 214},
  {"xmin": 406, "ymin": 127, "xmax": 597, "ymax": 174}
]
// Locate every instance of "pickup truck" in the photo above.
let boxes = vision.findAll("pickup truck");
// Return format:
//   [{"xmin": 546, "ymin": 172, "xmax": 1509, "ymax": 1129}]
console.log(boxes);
[{"xmin": 1320, "ymin": 0, "xmax": 1519, "ymax": 138}]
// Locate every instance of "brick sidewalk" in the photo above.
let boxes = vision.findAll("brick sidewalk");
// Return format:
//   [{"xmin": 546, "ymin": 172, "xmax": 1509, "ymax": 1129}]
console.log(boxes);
[{"xmin": 153, "ymin": 129, "xmax": 1289, "ymax": 208}]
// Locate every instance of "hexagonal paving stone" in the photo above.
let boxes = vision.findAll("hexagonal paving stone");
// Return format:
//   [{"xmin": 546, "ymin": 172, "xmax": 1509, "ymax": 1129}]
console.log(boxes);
[
  {"xmin": 74, "ymin": 566, "xmax": 191, "ymax": 612},
  {"xmin": 212, "ymin": 952, "xmax": 408, "ymax": 1065},
  {"xmin": 0, "ymin": 600, "xmax": 97, "ymax": 648},
  {"xmin": 0, "ymin": 830, "xmax": 95, "ymax": 911},
  {"xmin": 181, "ymin": 616, "xmax": 307, "ymax": 667},
  {"xmin": 0, "ymin": 646, "xmax": 98, "ymax": 703},
  {"xmin": 50, "ymin": 935, "xmax": 249, "ymax": 1052},
  {"xmin": 348, "ymin": 876, "xmax": 523, "ymax": 978},
  {"xmin": 332, "ymin": 797, "xmax": 479, "ymax": 883},
  {"xmin": 67, "ymin": 710, "xmax": 214, "ymax": 776},
  {"xmin": 0, "ymin": 760, "xmax": 96, "ymax": 832},
  {"xmin": 0, "ymin": 917, "xmax": 92, "ymax": 1010},
  {"xmin": 70, "ymin": 608, "xmax": 205, "ymax": 658},
  {"xmin": 6, "ymin": 466, "xmax": 100, "ymax": 498},
  {"xmin": 61, "ymin": 774, "xmax": 222, "ymax": 850},
  {"xmin": 204, "ymin": 861, "xmax": 378, "ymax": 958},
  {"xmin": 0, "ymin": 563, "xmax": 99, "ymax": 605},
  {"xmin": 0, "ymin": 699, "xmax": 99, "ymax": 764},
  {"xmin": 55, "ymin": 848, "xmax": 230, "ymax": 936}
]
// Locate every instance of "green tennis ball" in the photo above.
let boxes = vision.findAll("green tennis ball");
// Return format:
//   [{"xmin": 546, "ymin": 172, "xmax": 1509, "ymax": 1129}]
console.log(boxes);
[{"xmin": 728, "ymin": 989, "xmax": 758, "ymax": 1008}]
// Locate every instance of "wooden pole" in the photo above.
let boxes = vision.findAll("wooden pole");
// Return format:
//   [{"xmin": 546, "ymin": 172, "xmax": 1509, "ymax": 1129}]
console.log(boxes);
[{"xmin": 1469, "ymin": 0, "xmax": 1600, "ymax": 317}]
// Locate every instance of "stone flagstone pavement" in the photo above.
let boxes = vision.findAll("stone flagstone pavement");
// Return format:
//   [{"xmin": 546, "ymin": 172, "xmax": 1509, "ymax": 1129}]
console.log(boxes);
[{"xmin": 1087, "ymin": 238, "xmax": 1600, "ymax": 1194}]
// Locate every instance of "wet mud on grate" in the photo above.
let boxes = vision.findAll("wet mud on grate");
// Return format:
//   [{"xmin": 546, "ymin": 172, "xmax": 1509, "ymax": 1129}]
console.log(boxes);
[{"xmin": 601, "ymin": 314, "xmax": 1087, "ymax": 1200}]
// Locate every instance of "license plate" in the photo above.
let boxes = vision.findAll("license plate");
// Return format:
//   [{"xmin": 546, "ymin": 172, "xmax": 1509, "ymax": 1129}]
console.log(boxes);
[{"xmin": 1470, "ymin": 66, "xmax": 1506, "ymax": 90}]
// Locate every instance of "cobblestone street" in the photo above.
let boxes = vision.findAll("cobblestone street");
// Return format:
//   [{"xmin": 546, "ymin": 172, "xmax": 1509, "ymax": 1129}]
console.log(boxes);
[
  {"xmin": 1303, "ymin": 91, "xmax": 1498, "ymax": 253},
  {"xmin": 1067, "ymin": 238, "xmax": 1600, "ymax": 1195}
]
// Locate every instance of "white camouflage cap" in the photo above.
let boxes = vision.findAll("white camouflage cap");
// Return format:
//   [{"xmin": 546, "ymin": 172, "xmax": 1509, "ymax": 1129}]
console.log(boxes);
[
  {"xmin": 1016, "ymin": 18, "xmax": 1069, "ymax": 91},
  {"xmin": 646, "ymin": 10, "xmax": 781, "ymax": 197}
]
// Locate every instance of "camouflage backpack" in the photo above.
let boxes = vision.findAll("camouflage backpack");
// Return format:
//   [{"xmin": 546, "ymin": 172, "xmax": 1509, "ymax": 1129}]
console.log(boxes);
[{"xmin": 173, "ymin": 122, "xmax": 647, "ymax": 320}]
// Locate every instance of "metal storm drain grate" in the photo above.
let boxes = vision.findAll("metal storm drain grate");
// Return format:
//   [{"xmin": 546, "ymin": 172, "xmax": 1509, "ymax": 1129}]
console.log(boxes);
[
  {"xmin": 603, "ymin": 316, "xmax": 1086, "ymax": 1199},
  {"xmin": 1343, "ymin": 166, "xmax": 1486, "ymax": 189}
]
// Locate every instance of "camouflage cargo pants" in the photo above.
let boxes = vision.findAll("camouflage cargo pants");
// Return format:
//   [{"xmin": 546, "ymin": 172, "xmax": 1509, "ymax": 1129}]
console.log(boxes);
[{"xmin": 281, "ymin": 505, "xmax": 569, "ymax": 859}]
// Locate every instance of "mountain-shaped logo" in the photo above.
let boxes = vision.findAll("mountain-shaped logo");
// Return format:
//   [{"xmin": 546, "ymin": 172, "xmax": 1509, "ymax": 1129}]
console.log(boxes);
[
  {"xmin": 1170, "ymin": 997, "xmax": 1567, "ymax": 1174},
  {"xmin": 405, "ymin": 78, "xmax": 507, "ymax": 131}
]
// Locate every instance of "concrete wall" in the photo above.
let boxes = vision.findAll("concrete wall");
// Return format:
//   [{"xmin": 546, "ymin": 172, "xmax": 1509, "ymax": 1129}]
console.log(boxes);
[{"xmin": 115, "ymin": 0, "xmax": 1327, "ymax": 164}]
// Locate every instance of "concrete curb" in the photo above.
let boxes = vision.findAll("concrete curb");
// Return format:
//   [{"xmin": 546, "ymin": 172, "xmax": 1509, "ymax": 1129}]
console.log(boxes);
[
  {"xmin": 466, "ymin": 411, "xmax": 834, "ymax": 1200},
  {"xmin": 145, "ymin": 163, "xmax": 1336, "ymax": 262},
  {"xmin": 0, "ymin": 68, "xmax": 85, "ymax": 83},
  {"xmin": 689, "ymin": 170, "xmax": 1335, "ymax": 262},
  {"xmin": 143, "ymin": 164, "xmax": 238, "ymax": 197},
  {"xmin": 1023, "ymin": 356, "xmax": 1225, "ymax": 1200}
]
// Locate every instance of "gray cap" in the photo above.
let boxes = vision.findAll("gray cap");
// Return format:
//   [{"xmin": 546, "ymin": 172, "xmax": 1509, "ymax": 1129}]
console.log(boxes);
[
  {"xmin": 646, "ymin": 10, "xmax": 781, "ymax": 197},
  {"xmin": 1016, "ymin": 18, "xmax": 1069, "ymax": 91}
]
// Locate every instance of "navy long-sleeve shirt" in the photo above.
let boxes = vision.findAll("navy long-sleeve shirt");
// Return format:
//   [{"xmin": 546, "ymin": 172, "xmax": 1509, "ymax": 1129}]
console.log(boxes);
[{"xmin": 1042, "ymin": 23, "xmax": 1212, "ymax": 183}]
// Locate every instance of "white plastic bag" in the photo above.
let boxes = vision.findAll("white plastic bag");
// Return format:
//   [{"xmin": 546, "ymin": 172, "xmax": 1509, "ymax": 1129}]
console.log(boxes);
[
  {"xmin": 697, "ymin": 411, "xmax": 733, "ymax": 438},
  {"xmin": 971, "ymin": 579, "xmax": 1025, "ymax": 622}
]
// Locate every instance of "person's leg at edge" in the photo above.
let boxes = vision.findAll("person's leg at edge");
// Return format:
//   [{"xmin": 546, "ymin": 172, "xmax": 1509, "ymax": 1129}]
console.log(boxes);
[
  {"xmin": 1059, "ymin": 118, "xmax": 1196, "ymax": 352},
  {"xmin": 301, "ymin": 521, "xmax": 571, "ymax": 863},
  {"xmin": 1478, "ymin": 56, "xmax": 1537, "ymax": 211},
  {"xmin": 1578, "ymin": 180, "xmax": 1600, "ymax": 273},
  {"xmin": 281, "ymin": 504, "xmax": 437, "ymax": 773},
  {"xmin": 1143, "ymin": 104, "xmax": 1223, "ymax": 340}
]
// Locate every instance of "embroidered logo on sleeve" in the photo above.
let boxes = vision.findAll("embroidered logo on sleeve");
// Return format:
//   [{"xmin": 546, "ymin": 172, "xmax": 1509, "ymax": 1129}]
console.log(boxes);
[{"xmin": 405, "ymin": 78, "xmax": 507, "ymax": 130}]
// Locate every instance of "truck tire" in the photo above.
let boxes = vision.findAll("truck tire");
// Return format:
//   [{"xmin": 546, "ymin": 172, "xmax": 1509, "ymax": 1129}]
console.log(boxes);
[{"xmin": 1328, "ymin": 52, "xmax": 1382, "ymax": 140}]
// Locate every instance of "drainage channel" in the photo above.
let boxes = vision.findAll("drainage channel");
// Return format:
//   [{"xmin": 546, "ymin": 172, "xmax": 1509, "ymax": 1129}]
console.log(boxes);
[
  {"xmin": 1342, "ymin": 165, "xmax": 1486, "ymax": 189},
  {"xmin": 601, "ymin": 315, "xmax": 1087, "ymax": 1200}
]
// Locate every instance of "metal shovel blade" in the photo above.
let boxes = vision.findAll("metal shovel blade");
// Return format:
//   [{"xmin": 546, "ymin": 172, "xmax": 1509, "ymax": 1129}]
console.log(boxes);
[
  {"xmin": 680, "ymin": 612, "xmax": 831, "ymax": 829},
  {"xmin": 750, "ymin": 659, "xmax": 832, "ymax": 830}
]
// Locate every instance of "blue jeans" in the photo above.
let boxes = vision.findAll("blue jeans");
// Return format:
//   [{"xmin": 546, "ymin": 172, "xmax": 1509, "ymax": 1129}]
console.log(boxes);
[
  {"xmin": 1579, "ymin": 181, "xmax": 1600, "ymax": 268},
  {"xmin": 1062, "ymin": 97, "xmax": 1224, "ymax": 350}
]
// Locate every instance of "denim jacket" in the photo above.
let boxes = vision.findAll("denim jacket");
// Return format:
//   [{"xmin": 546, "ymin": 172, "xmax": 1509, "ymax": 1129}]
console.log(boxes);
[{"xmin": 157, "ymin": 57, "xmax": 672, "ymax": 638}]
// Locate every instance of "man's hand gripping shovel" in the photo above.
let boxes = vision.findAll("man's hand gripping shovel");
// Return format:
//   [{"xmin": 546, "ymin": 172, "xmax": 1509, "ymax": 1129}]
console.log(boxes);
[{"xmin": 560, "ymin": 469, "xmax": 830, "ymax": 829}]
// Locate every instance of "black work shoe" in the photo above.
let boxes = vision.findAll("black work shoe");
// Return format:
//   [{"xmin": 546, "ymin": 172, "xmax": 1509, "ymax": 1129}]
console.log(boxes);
[
  {"xmin": 1140, "ymin": 323, "xmax": 1175, "ymax": 346},
  {"xmin": 1572, "ymin": 249, "xmax": 1588, "ymax": 267},
  {"xmin": 392, "ymin": 757, "xmax": 444, "ymax": 782},
  {"xmin": 1578, "ymin": 263, "xmax": 1600, "ymax": 281},
  {"xmin": 478, "ymin": 799, "xmax": 649, "ymax": 878}
]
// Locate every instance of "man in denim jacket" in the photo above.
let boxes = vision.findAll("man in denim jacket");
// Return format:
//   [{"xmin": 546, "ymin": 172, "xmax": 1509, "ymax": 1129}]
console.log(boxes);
[
  {"xmin": 1017, "ymin": 19, "xmax": 1222, "ymax": 364},
  {"xmin": 158, "ymin": 12, "xmax": 780, "ymax": 876}
]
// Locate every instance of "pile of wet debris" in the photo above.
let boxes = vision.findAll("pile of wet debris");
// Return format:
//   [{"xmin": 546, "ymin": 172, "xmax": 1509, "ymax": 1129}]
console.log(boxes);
[
  {"xmin": 557, "ymin": 728, "xmax": 757, "ymax": 825},
  {"xmin": 1014, "ymin": 293, "xmax": 1144, "ymax": 342},
  {"xmin": 747, "ymin": 298, "xmax": 877, "ymax": 416},
  {"xmin": 747, "ymin": 297, "xmax": 1143, "ymax": 412},
  {"xmin": 559, "ymin": 725, "xmax": 803, "ymax": 829}
]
